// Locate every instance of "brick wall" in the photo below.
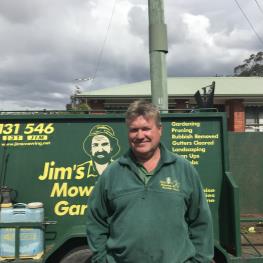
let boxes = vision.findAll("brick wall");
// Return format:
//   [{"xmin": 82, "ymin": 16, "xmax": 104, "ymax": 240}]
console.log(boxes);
[{"xmin": 226, "ymin": 99, "xmax": 245, "ymax": 132}]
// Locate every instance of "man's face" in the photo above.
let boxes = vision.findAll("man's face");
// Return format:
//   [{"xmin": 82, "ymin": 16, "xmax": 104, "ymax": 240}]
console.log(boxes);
[
  {"xmin": 127, "ymin": 116, "xmax": 162, "ymax": 159},
  {"xmin": 91, "ymin": 135, "xmax": 112, "ymax": 164}
]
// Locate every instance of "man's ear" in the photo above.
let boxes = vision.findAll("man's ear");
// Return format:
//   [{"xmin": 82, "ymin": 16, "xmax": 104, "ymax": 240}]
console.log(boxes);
[{"xmin": 159, "ymin": 125, "xmax": 163, "ymax": 136}]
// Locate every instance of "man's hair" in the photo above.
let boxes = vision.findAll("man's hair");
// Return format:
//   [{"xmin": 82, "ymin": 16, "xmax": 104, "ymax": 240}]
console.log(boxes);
[{"xmin": 125, "ymin": 100, "xmax": 162, "ymax": 126}]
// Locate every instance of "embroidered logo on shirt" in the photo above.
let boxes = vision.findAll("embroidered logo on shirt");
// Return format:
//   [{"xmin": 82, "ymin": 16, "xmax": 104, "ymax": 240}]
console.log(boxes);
[{"xmin": 160, "ymin": 177, "xmax": 180, "ymax": 191}]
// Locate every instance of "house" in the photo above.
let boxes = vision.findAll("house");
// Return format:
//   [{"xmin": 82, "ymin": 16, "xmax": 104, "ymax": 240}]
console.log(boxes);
[{"xmin": 68, "ymin": 77, "xmax": 263, "ymax": 132}]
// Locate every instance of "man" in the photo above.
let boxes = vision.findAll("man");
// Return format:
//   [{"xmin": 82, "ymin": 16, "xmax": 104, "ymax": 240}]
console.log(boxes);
[
  {"xmin": 87, "ymin": 100, "xmax": 214, "ymax": 263},
  {"xmin": 79, "ymin": 125, "xmax": 120, "ymax": 177}
]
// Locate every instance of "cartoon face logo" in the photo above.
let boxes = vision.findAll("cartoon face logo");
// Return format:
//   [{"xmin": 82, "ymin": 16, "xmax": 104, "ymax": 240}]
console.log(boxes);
[
  {"xmin": 91, "ymin": 135, "xmax": 112, "ymax": 164},
  {"xmin": 82, "ymin": 125, "xmax": 120, "ymax": 176}
]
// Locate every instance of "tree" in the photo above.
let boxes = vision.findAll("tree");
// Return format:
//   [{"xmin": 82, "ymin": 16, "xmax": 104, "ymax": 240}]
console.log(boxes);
[
  {"xmin": 68, "ymin": 85, "xmax": 91, "ymax": 113},
  {"xmin": 75, "ymin": 103, "xmax": 91, "ymax": 112},
  {"xmin": 234, "ymin": 51, "xmax": 263, "ymax": 76}
]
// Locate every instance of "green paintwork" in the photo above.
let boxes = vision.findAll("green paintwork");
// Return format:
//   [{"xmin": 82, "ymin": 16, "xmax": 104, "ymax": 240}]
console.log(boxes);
[
  {"xmin": 0, "ymin": 112, "xmax": 262, "ymax": 262},
  {"xmin": 228, "ymin": 132, "xmax": 263, "ymax": 214}
]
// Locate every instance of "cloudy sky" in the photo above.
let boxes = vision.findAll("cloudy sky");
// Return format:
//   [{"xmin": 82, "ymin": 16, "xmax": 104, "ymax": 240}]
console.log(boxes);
[{"xmin": 0, "ymin": 0, "xmax": 262, "ymax": 110}]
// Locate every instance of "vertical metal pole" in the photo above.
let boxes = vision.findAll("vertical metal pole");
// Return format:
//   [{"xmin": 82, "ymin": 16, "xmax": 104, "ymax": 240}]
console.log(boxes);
[{"xmin": 148, "ymin": 0, "xmax": 168, "ymax": 111}]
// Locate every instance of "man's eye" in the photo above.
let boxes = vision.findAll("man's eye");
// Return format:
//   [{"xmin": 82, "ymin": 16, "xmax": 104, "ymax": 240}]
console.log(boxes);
[
  {"xmin": 102, "ymin": 143, "xmax": 109, "ymax": 146},
  {"xmin": 142, "ymin": 128, "xmax": 150, "ymax": 131}
]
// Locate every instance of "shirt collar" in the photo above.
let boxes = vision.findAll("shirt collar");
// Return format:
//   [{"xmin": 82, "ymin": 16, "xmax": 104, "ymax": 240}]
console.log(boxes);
[{"xmin": 119, "ymin": 143, "xmax": 177, "ymax": 168}]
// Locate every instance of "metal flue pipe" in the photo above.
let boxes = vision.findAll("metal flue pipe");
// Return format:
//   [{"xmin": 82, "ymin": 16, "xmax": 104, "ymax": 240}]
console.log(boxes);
[{"xmin": 148, "ymin": 0, "xmax": 168, "ymax": 111}]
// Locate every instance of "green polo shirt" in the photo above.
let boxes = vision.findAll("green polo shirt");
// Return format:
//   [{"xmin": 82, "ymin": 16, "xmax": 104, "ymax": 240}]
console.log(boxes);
[
  {"xmin": 87, "ymin": 143, "xmax": 214, "ymax": 263},
  {"xmin": 136, "ymin": 159, "xmax": 162, "ymax": 184}
]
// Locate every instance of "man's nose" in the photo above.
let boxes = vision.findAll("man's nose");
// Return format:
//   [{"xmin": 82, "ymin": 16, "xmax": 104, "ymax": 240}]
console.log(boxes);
[
  {"xmin": 97, "ymin": 145, "xmax": 104, "ymax": 151},
  {"xmin": 136, "ymin": 129, "xmax": 144, "ymax": 139}
]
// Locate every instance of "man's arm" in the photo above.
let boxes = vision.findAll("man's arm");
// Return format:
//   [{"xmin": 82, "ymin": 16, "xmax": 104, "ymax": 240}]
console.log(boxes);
[
  {"xmin": 87, "ymin": 176, "xmax": 109, "ymax": 263},
  {"xmin": 187, "ymin": 167, "xmax": 214, "ymax": 263}
]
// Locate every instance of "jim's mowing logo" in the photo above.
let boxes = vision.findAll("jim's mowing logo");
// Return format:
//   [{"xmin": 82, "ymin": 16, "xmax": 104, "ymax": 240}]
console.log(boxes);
[
  {"xmin": 37, "ymin": 125, "xmax": 120, "ymax": 216},
  {"xmin": 78, "ymin": 124, "xmax": 120, "ymax": 177},
  {"xmin": 39, "ymin": 124, "xmax": 120, "ymax": 181}
]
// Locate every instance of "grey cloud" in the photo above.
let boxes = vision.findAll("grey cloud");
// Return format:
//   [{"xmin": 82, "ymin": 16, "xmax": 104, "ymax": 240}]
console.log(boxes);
[
  {"xmin": 0, "ymin": 0, "xmax": 44, "ymax": 24},
  {"xmin": 0, "ymin": 0, "xmax": 262, "ymax": 110},
  {"xmin": 128, "ymin": 6, "xmax": 148, "ymax": 44}
]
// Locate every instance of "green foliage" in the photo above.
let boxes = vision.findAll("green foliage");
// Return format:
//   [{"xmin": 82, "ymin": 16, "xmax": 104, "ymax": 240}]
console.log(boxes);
[
  {"xmin": 234, "ymin": 51, "xmax": 263, "ymax": 76},
  {"xmin": 71, "ymin": 103, "xmax": 91, "ymax": 114}
]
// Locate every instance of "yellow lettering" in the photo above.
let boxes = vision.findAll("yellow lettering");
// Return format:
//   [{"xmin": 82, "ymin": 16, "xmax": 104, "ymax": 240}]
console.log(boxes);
[
  {"xmin": 39, "ymin": 162, "xmax": 83, "ymax": 181},
  {"xmin": 50, "ymin": 183, "xmax": 94, "ymax": 197},
  {"xmin": 68, "ymin": 186, "xmax": 79, "ymax": 197},
  {"xmin": 191, "ymin": 160, "xmax": 198, "ymax": 165},
  {"xmin": 50, "ymin": 182, "xmax": 67, "ymax": 197},
  {"xmin": 54, "ymin": 167, "xmax": 72, "ymax": 180},
  {"xmin": 69, "ymin": 204, "xmax": 80, "ymax": 215},
  {"xmin": 75, "ymin": 166, "xmax": 85, "ymax": 179},
  {"xmin": 193, "ymin": 140, "xmax": 214, "ymax": 146},
  {"xmin": 189, "ymin": 154, "xmax": 200, "ymax": 159},
  {"xmin": 204, "ymin": 188, "xmax": 216, "ymax": 193},
  {"xmin": 38, "ymin": 161, "xmax": 51, "ymax": 180},
  {"xmin": 79, "ymin": 186, "xmax": 94, "ymax": 196},
  {"xmin": 54, "ymin": 200, "xmax": 88, "ymax": 216},
  {"xmin": 54, "ymin": 200, "xmax": 69, "ymax": 216}
]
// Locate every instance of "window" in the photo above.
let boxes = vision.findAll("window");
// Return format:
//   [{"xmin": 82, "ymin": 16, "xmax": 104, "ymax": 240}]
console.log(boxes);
[{"xmin": 245, "ymin": 106, "xmax": 263, "ymax": 132}]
